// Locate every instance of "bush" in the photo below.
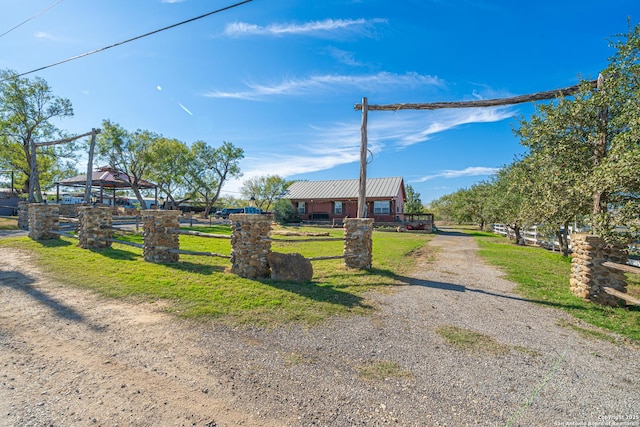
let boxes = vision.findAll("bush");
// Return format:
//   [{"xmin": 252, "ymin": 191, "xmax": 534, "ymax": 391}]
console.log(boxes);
[{"xmin": 273, "ymin": 198, "xmax": 299, "ymax": 224}]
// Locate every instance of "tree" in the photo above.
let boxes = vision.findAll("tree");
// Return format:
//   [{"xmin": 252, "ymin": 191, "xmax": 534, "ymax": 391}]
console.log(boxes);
[
  {"xmin": 240, "ymin": 175, "xmax": 291, "ymax": 212},
  {"xmin": 96, "ymin": 120, "xmax": 158, "ymax": 209},
  {"xmin": 404, "ymin": 185, "xmax": 424, "ymax": 214},
  {"xmin": 273, "ymin": 198, "xmax": 299, "ymax": 224},
  {"xmin": 514, "ymin": 24, "xmax": 640, "ymax": 242},
  {"xmin": 183, "ymin": 141, "xmax": 244, "ymax": 217},
  {"xmin": 146, "ymin": 137, "xmax": 191, "ymax": 209},
  {"xmin": 0, "ymin": 69, "xmax": 75, "ymax": 201}
]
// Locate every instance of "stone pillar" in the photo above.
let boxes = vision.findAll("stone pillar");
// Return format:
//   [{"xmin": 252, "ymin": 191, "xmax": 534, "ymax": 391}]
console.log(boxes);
[
  {"xmin": 77, "ymin": 206, "xmax": 113, "ymax": 249},
  {"xmin": 28, "ymin": 203, "xmax": 59, "ymax": 240},
  {"xmin": 142, "ymin": 210, "xmax": 180, "ymax": 263},
  {"xmin": 17, "ymin": 201, "xmax": 29, "ymax": 230},
  {"xmin": 570, "ymin": 233, "xmax": 628, "ymax": 306},
  {"xmin": 343, "ymin": 218, "xmax": 374, "ymax": 269},
  {"xmin": 230, "ymin": 214, "xmax": 272, "ymax": 278}
]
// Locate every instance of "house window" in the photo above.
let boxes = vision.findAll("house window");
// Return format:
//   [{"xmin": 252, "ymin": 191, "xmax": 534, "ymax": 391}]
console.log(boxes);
[
  {"xmin": 334, "ymin": 201, "xmax": 343, "ymax": 214},
  {"xmin": 374, "ymin": 201, "xmax": 390, "ymax": 214},
  {"xmin": 297, "ymin": 201, "xmax": 306, "ymax": 214}
]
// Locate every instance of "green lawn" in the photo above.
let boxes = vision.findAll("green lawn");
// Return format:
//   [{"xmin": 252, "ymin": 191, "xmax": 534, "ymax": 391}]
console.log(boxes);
[
  {"xmin": 0, "ymin": 225, "xmax": 429, "ymax": 326},
  {"xmin": 473, "ymin": 231, "xmax": 640, "ymax": 343}
]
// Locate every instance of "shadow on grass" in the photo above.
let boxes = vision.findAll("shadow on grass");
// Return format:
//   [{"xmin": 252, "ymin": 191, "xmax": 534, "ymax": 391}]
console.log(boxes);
[
  {"xmin": 91, "ymin": 247, "xmax": 141, "ymax": 261},
  {"xmin": 259, "ymin": 278, "xmax": 370, "ymax": 309},
  {"xmin": 0, "ymin": 268, "xmax": 103, "ymax": 331},
  {"xmin": 163, "ymin": 260, "xmax": 226, "ymax": 275},
  {"xmin": 34, "ymin": 238, "xmax": 74, "ymax": 248}
]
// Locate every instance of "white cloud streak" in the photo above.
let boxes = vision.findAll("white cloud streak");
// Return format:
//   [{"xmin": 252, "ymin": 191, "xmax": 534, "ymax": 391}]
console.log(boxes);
[
  {"xmin": 410, "ymin": 166, "xmax": 500, "ymax": 183},
  {"xmin": 224, "ymin": 18, "xmax": 387, "ymax": 38},
  {"xmin": 203, "ymin": 72, "xmax": 445, "ymax": 100},
  {"xmin": 33, "ymin": 32, "xmax": 60, "ymax": 41},
  {"xmin": 221, "ymin": 106, "xmax": 512, "ymax": 195}
]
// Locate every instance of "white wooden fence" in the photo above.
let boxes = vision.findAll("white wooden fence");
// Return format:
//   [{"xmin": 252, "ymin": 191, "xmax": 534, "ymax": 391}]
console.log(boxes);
[{"xmin": 492, "ymin": 224, "xmax": 576, "ymax": 252}]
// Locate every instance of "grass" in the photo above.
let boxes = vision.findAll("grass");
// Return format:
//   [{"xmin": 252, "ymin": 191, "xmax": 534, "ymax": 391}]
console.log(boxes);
[
  {"xmin": 472, "ymin": 230, "xmax": 640, "ymax": 343},
  {"xmin": 0, "ymin": 217, "xmax": 18, "ymax": 230},
  {"xmin": 357, "ymin": 361, "xmax": 412, "ymax": 381},
  {"xmin": 0, "ymin": 225, "xmax": 429, "ymax": 326}
]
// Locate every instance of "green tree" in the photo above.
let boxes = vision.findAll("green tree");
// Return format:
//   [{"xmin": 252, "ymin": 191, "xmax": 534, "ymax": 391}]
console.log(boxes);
[
  {"xmin": 0, "ymin": 69, "xmax": 75, "ymax": 201},
  {"xmin": 240, "ymin": 175, "xmax": 291, "ymax": 212},
  {"xmin": 183, "ymin": 141, "xmax": 244, "ymax": 217},
  {"xmin": 146, "ymin": 137, "xmax": 191, "ymax": 209},
  {"xmin": 404, "ymin": 184, "xmax": 424, "ymax": 214},
  {"xmin": 515, "ymin": 24, "xmax": 640, "ymax": 241},
  {"xmin": 96, "ymin": 120, "xmax": 161, "ymax": 209},
  {"xmin": 273, "ymin": 198, "xmax": 299, "ymax": 224}
]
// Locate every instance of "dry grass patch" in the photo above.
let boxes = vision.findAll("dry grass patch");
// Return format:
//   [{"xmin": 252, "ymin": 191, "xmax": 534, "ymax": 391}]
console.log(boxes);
[{"xmin": 357, "ymin": 361, "xmax": 412, "ymax": 381}]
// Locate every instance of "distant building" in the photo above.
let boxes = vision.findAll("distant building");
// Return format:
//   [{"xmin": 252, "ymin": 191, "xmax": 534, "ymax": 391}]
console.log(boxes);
[{"xmin": 281, "ymin": 177, "xmax": 406, "ymax": 222}]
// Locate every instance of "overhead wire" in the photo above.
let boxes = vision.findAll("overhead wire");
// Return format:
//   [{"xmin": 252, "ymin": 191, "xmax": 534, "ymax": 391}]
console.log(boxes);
[
  {"xmin": 0, "ymin": 0, "xmax": 65, "ymax": 39},
  {"xmin": 0, "ymin": 0, "xmax": 253, "ymax": 82}
]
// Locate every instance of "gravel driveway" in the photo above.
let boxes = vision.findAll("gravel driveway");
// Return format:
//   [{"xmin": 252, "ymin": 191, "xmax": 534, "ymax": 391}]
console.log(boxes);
[{"xmin": 0, "ymin": 227, "xmax": 638, "ymax": 426}]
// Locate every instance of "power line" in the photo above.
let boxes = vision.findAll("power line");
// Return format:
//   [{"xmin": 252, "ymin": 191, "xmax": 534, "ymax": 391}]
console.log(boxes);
[
  {"xmin": 0, "ymin": 0, "xmax": 65, "ymax": 39},
  {"xmin": 0, "ymin": 0, "xmax": 253, "ymax": 82}
]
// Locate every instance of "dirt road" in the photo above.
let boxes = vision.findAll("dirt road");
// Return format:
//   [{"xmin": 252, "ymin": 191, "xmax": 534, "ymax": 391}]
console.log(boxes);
[{"xmin": 1, "ymin": 229, "xmax": 638, "ymax": 426}]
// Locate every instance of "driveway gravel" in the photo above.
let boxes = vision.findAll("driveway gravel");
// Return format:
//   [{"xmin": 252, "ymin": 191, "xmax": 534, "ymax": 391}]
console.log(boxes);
[{"xmin": 0, "ymin": 227, "xmax": 638, "ymax": 426}]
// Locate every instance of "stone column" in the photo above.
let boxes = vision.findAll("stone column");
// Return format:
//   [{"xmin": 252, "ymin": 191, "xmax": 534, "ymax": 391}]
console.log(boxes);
[
  {"xmin": 343, "ymin": 218, "xmax": 374, "ymax": 269},
  {"xmin": 17, "ymin": 201, "xmax": 29, "ymax": 230},
  {"xmin": 28, "ymin": 203, "xmax": 59, "ymax": 240},
  {"xmin": 77, "ymin": 206, "xmax": 113, "ymax": 249},
  {"xmin": 142, "ymin": 210, "xmax": 180, "ymax": 263},
  {"xmin": 570, "ymin": 233, "xmax": 628, "ymax": 306},
  {"xmin": 230, "ymin": 214, "xmax": 272, "ymax": 278}
]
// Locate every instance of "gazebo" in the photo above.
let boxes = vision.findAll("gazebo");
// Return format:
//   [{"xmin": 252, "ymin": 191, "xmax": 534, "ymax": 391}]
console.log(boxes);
[{"xmin": 55, "ymin": 166, "xmax": 158, "ymax": 206}]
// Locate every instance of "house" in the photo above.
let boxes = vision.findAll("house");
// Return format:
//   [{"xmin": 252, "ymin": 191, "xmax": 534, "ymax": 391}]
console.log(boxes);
[{"xmin": 282, "ymin": 177, "xmax": 406, "ymax": 222}]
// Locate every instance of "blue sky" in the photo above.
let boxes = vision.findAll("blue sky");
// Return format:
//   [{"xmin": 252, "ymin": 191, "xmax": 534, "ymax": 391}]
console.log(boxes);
[{"xmin": 1, "ymin": 0, "xmax": 638, "ymax": 203}]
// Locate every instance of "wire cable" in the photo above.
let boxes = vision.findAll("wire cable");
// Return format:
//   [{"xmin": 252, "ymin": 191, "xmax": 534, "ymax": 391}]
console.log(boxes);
[
  {"xmin": 0, "ymin": 0, "xmax": 253, "ymax": 82},
  {"xmin": 0, "ymin": 0, "xmax": 65, "ymax": 39}
]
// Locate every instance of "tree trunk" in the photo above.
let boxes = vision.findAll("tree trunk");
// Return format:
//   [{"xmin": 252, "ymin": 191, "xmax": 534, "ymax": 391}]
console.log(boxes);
[
  {"xmin": 513, "ymin": 224, "xmax": 524, "ymax": 245},
  {"xmin": 131, "ymin": 184, "xmax": 147, "ymax": 210},
  {"xmin": 555, "ymin": 223, "xmax": 570, "ymax": 257}
]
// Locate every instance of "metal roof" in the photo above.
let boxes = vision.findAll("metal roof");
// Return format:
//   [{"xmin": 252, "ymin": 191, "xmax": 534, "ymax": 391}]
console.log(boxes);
[
  {"xmin": 282, "ymin": 177, "xmax": 405, "ymax": 200},
  {"xmin": 57, "ymin": 166, "xmax": 156, "ymax": 189}
]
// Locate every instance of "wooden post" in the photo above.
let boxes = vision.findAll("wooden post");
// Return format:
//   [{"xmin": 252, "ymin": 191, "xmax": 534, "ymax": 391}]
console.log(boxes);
[
  {"xmin": 84, "ymin": 128, "xmax": 97, "ymax": 203},
  {"xmin": 592, "ymin": 74, "xmax": 608, "ymax": 221},
  {"xmin": 357, "ymin": 97, "xmax": 368, "ymax": 218}
]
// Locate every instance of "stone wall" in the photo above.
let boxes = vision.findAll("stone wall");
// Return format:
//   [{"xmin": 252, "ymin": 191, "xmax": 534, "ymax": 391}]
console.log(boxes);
[
  {"xmin": 28, "ymin": 203, "xmax": 59, "ymax": 240},
  {"xmin": 142, "ymin": 210, "xmax": 180, "ymax": 263},
  {"xmin": 17, "ymin": 201, "xmax": 28, "ymax": 230},
  {"xmin": 570, "ymin": 233, "xmax": 628, "ymax": 306},
  {"xmin": 77, "ymin": 206, "xmax": 113, "ymax": 249},
  {"xmin": 230, "ymin": 214, "xmax": 272, "ymax": 278},
  {"xmin": 343, "ymin": 218, "xmax": 374, "ymax": 269},
  {"xmin": 58, "ymin": 204, "xmax": 78, "ymax": 218}
]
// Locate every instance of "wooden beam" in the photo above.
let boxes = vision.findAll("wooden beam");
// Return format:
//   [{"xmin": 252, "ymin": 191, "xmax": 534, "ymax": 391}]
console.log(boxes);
[
  {"xmin": 166, "ymin": 228, "xmax": 232, "ymax": 239},
  {"xmin": 602, "ymin": 286, "xmax": 640, "ymax": 306},
  {"xmin": 353, "ymin": 80, "xmax": 597, "ymax": 111},
  {"xmin": 603, "ymin": 261, "xmax": 640, "ymax": 275},
  {"xmin": 35, "ymin": 129, "xmax": 101, "ymax": 147}
]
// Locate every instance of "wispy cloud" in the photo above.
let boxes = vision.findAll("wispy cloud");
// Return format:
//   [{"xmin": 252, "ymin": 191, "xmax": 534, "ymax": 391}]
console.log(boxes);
[
  {"xmin": 161, "ymin": 0, "xmax": 186, "ymax": 3},
  {"xmin": 222, "ymin": 106, "xmax": 512, "ymax": 195},
  {"xmin": 203, "ymin": 72, "xmax": 444, "ymax": 100},
  {"xmin": 33, "ymin": 32, "xmax": 60, "ymax": 41},
  {"xmin": 224, "ymin": 18, "xmax": 387, "ymax": 38},
  {"xmin": 389, "ymin": 107, "xmax": 515, "ymax": 148},
  {"xmin": 410, "ymin": 166, "xmax": 500, "ymax": 183},
  {"xmin": 325, "ymin": 47, "xmax": 364, "ymax": 67}
]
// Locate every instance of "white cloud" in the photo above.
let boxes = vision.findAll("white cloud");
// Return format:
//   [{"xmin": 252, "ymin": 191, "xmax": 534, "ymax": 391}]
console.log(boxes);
[
  {"xmin": 222, "ymin": 106, "xmax": 510, "ymax": 195},
  {"xmin": 410, "ymin": 166, "xmax": 500, "ymax": 183},
  {"xmin": 203, "ymin": 72, "xmax": 445, "ymax": 100},
  {"xmin": 224, "ymin": 18, "xmax": 387, "ymax": 38},
  {"xmin": 33, "ymin": 32, "xmax": 59, "ymax": 41},
  {"xmin": 161, "ymin": 0, "xmax": 186, "ymax": 3}
]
